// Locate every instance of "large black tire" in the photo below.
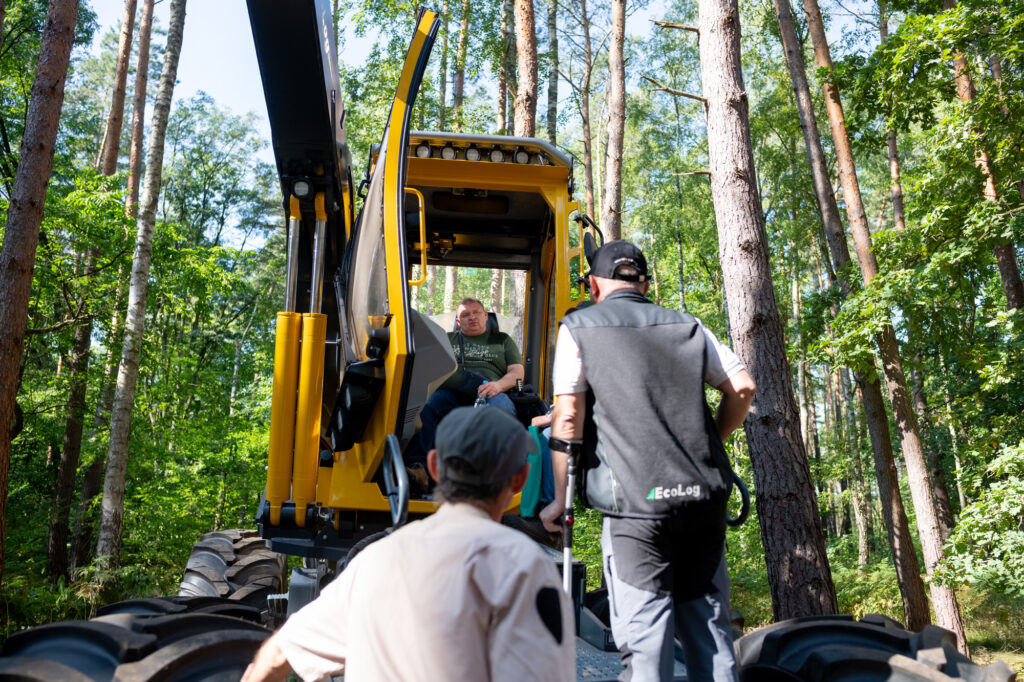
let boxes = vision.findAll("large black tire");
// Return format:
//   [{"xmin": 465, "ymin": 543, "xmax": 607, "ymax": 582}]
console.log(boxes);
[
  {"xmin": 735, "ymin": 614, "xmax": 1015, "ymax": 681},
  {"xmin": 0, "ymin": 612, "xmax": 270, "ymax": 682},
  {"xmin": 177, "ymin": 529, "xmax": 286, "ymax": 609}
]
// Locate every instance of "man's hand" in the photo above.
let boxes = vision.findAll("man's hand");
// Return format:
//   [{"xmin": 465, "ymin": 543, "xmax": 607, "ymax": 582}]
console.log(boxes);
[
  {"xmin": 241, "ymin": 635, "xmax": 292, "ymax": 682},
  {"xmin": 540, "ymin": 499, "xmax": 564, "ymax": 533},
  {"xmin": 478, "ymin": 381, "xmax": 506, "ymax": 399}
]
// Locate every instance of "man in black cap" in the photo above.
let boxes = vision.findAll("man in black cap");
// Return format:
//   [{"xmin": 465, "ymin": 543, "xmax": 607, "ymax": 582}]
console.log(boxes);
[
  {"xmin": 243, "ymin": 406, "xmax": 575, "ymax": 682},
  {"xmin": 540, "ymin": 240, "xmax": 755, "ymax": 681}
]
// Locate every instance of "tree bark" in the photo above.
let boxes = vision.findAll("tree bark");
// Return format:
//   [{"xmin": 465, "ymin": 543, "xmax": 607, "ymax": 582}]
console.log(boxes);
[
  {"xmin": 600, "ymin": 0, "xmax": 625, "ymax": 240},
  {"xmin": 97, "ymin": 0, "xmax": 137, "ymax": 175},
  {"xmin": 877, "ymin": 0, "xmax": 906, "ymax": 230},
  {"xmin": 444, "ymin": 267, "xmax": 458, "ymax": 310},
  {"xmin": 910, "ymin": 362, "xmax": 955, "ymax": 537},
  {"xmin": 775, "ymin": 0, "xmax": 930, "ymax": 630},
  {"xmin": 941, "ymin": 0, "xmax": 1023, "ymax": 311},
  {"xmin": 546, "ymin": 0, "xmax": 558, "ymax": 145},
  {"xmin": 803, "ymin": 0, "xmax": 967, "ymax": 649},
  {"xmin": 452, "ymin": 0, "xmax": 470, "ymax": 132},
  {"xmin": 0, "ymin": 0, "xmax": 7, "ymax": 55},
  {"xmin": 498, "ymin": 0, "xmax": 509, "ymax": 134},
  {"xmin": 95, "ymin": 0, "xmax": 187, "ymax": 574},
  {"xmin": 437, "ymin": 0, "xmax": 448, "ymax": 130},
  {"xmin": 0, "ymin": 0, "xmax": 81, "ymax": 584},
  {"xmin": 513, "ymin": 0, "xmax": 538, "ymax": 137},
  {"xmin": 490, "ymin": 269, "xmax": 503, "ymax": 313},
  {"xmin": 697, "ymin": 0, "xmax": 837, "ymax": 619},
  {"xmin": 126, "ymin": 0, "xmax": 154, "ymax": 213},
  {"xmin": 579, "ymin": 0, "xmax": 596, "ymax": 219}
]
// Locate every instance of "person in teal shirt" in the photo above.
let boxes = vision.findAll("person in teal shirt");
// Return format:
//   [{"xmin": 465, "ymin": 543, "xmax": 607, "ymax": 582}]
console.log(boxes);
[{"xmin": 407, "ymin": 298, "xmax": 524, "ymax": 466}]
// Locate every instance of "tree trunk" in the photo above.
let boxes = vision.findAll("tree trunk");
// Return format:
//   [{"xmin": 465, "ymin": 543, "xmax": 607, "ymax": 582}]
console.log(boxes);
[
  {"xmin": 514, "ymin": 0, "xmax": 538, "ymax": 137},
  {"xmin": 97, "ymin": 0, "xmax": 137, "ymax": 175},
  {"xmin": 46, "ymin": 314, "xmax": 92, "ymax": 581},
  {"xmin": 437, "ymin": 0, "xmax": 448, "ymax": 129},
  {"xmin": 444, "ymin": 267, "xmax": 458, "ymax": 310},
  {"xmin": 497, "ymin": 0, "xmax": 509, "ymax": 134},
  {"xmin": 790, "ymin": 254, "xmax": 811, "ymax": 455},
  {"xmin": 452, "ymin": 0, "xmax": 470, "ymax": 132},
  {"xmin": 95, "ymin": 0, "xmax": 187, "ymax": 574},
  {"xmin": 0, "ymin": 0, "xmax": 81, "ymax": 584},
  {"xmin": 877, "ymin": 0, "xmax": 906, "ymax": 230},
  {"xmin": 0, "ymin": 1, "xmax": 7, "ymax": 55},
  {"xmin": 698, "ymin": 0, "xmax": 837, "ymax": 619},
  {"xmin": 546, "ymin": 0, "xmax": 558, "ymax": 145},
  {"xmin": 600, "ymin": 0, "xmax": 625, "ymax": 240},
  {"xmin": 489, "ymin": 269, "xmax": 503, "ymax": 312},
  {"xmin": 579, "ymin": 0, "xmax": 596, "ymax": 219},
  {"xmin": 126, "ymin": 0, "xmax": 154, "ymax": 213},
  {"xmin": 911, "ymin": 362, "xmax": 955, "ymax": 538},
  {"xmin": 775, "ymin": 0, "xmax": 931, "ymax": 630},
  {"xmin": 803, "ymin": 0, "xmax": 967, "ymax": 650},
  {"xmin": 504, "ymin": 0, "xmax": 517, "ymax": 133},
  {"xmin": 941, "ymin": 0, "xmax": 1023, "ymax": 311}
]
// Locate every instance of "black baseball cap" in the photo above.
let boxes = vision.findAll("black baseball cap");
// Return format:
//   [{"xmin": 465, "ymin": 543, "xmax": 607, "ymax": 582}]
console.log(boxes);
[
  {"xmin": 435, "ymin": 406, "xmax": 530, "ymax": 485},
  {"xmin": 588, "ymin": 240, "xmax": 648, "ymax": 282}
]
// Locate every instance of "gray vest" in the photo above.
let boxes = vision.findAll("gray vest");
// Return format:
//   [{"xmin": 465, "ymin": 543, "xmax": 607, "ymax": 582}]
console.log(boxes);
[{"xmin": 562, "ymin": 289, "xmax": 731, "ymax": 518}]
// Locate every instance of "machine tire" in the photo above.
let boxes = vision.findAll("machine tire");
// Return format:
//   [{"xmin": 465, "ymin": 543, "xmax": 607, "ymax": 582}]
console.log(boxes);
[
  {"xmin": 177, "ymin": 529, "xmax": 285, "ymax": 609},
  {"xmin": 0, "ymin": 612, "xmax": 269, "ymax": 682},
  {"xmin": 735, "ymin": 614, "xmax": 1015, "ymax": 681}
]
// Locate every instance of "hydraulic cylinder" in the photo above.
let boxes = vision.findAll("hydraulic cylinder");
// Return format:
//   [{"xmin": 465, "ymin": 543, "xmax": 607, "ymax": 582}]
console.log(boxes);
[
  {"xmin": 266, "ymin": 311, "xmax": 301, "ymax": 526},
  {"xmin": 291, "ymin": 312, "xmax": 327, "ymax": 527}
]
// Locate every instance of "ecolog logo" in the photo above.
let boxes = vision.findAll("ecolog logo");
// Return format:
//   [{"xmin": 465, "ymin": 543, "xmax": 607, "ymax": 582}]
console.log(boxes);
[{"xmin": 646, "ymin": 483, "xmax": 701, "ymax": 501}]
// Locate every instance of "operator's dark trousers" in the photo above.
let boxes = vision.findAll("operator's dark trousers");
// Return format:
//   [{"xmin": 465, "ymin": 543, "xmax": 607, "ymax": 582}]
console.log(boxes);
[{"xmin": 602, "ymin": 513, "xmax": 737, "ymax": 681}]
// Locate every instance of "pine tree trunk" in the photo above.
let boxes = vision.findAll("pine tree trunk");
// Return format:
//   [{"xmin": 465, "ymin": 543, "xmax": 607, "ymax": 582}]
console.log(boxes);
[
  {"xmin": 0, "ymin": 1, "xmax": 7, "ymax": 55},
  {"xmin": 513, "ymin": 0, "xmax": 538, "ymax": 137},
  {"xmin": 600, "ymin": 0, "xmax": 625, "ymax": 240},
  {"xmin": 95, "ymin": 0, "xmax": 187, "ymax": 574},
  {"xmin": 97, "ymin": 0, "xmax": 137, "ymax": 175},
  {"xmin": 437, "ymin": 0, "xmax": 448, "ymax": 129},
  {"xmin": 504, "ymin": 0, "xmax": 517, "ymax": 133},
  {"xmin": 0, "ymin": 0, "xmax": 81, "ymax": 584},
  {"xmin": 877, "ymin": 0, "xmax": 907, "ymax": 230},
  {"xmin": 452, "ymin": 0, "xmax": 470, "ymax": 131},
  {"xmin": 775, "ymin": 0, "xmax": 931, "ymax": 630},
  {"xmin": 126, "ymin": 0, "xmax": 154, "ymax": 213},
  {"xmin": 911, "ymin": 362, "xmax": 955, "ymax": 538},
  {"xmin": 803, "ymin": 0, "xmax": 967, "ymax": 649},
  {"xmin": 941, "ymin": 0, "xmax": 1023, "ymax": 311},
  {"xmin": 697, "ymin": 0, "xmax": 837, "ymax": 619},
  {"xmin": 790, "ymin": 256, "xmax": 811, "ymax": 455},
  {"xmin": 546, "ymin": 0, "xmax": 558, "ymax": 145}
]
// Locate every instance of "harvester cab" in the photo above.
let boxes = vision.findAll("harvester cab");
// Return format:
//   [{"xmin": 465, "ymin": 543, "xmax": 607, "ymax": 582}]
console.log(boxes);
[{"xmin": 248, "ymin": 0, "xmax": 589, "ymax": 606}]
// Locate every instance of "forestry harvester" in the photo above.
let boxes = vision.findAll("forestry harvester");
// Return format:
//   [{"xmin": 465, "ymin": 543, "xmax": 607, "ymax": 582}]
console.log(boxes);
[{"xmin": 0, "ymin": 3, "xmax": 1012, "ymax": 681}]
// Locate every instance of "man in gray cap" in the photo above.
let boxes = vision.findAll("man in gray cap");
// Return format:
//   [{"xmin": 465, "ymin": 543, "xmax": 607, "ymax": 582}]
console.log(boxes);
[{"xmin": 243, "ymin": 406, "xmax": 575, "ymax": 682}]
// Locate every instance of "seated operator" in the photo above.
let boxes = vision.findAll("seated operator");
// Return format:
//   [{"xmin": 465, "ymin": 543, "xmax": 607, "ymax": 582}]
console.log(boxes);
[
  {"xmin": 241, "ymin": 406, "xmax": 575, "ymax": 682},
  {"xmin": 406, "ymin": 297, "xmax": 524, "ymax": 465}
]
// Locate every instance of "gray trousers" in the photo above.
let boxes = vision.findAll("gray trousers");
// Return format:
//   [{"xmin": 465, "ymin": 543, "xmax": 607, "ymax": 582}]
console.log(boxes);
[{"xmin": 602, "ymin": 517, "xmax": 737, "ymax": 681}]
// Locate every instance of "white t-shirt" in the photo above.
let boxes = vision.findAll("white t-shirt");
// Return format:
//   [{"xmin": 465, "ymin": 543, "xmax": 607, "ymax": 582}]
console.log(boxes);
[
  {"xmin": 275, "ymin": 502, "xmax": 576, "ymax": 682},
  {"xmin": 552, "ymin": 316, "xmax": 744, "ymax": 395}
]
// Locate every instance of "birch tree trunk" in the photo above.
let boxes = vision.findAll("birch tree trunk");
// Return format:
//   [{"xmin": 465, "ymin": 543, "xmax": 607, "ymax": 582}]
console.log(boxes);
[
  {"xmin": 941, "ymin": 0, "xmax": 1023, "ymax": 311},
  {"xmin": 580, "ymin": 0, "xmax": 596, "ymax": 219},
  {"xmin": 126, "ymin": 0, "xmax": 154, "ymax": 212},
  {"xmin": 452, "ymin": 0, "xmax": 470, "ymax": 131},
  {"xmin": 490, "ymin": 269, "xmax": 503, "ymax": 313},
  {"xmin": 437, "ymin": 0, "xmax": 448, "ymax": 130},
  {"xmin": 546, "ymin": 0, "xmax": 558, "ymax": 145},
  {"xmin": 0, "ymin": 0, "xmax": 80, "ymax": 584},
  {"xmin": 444, "ymin": 267, "xmax": 459, "ymax": 310},
  {"xmin": 95, "ymin": 0, "xmax": 187, "ymax": 573},
  {"xmin": 600, "ymin": 0, "xmax": 625, "ymax": 240},
  {"xmin": 803, "ymin": 0, "xmax": 967, "ymax": 649},
  {"xmin": 97, "ymin": 0, "xmax": 137, "ymax": 175},
  {"xmin": 697, "ymin": 0, "xmax": 837, "ymax": 619},
  {"xmin": 775, "ymin": 0, "xmax": 930, "ymax": 630},
  {"xmin": 514, "ymin": 0, "xmax": 538, "ymax": 137}
]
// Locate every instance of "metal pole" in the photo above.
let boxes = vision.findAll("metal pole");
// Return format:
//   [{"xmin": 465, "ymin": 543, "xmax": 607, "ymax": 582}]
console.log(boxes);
[
  {"xmin": 284, "ymin": 215, "xmax": 301, "ymax": 312},
  {"xmin": 561, "ymin": 454, "xmax": 577, "ymax": 595},
  {"xmin": 310, "ymin": 217, "xmax": 327, "ymax": 314}
]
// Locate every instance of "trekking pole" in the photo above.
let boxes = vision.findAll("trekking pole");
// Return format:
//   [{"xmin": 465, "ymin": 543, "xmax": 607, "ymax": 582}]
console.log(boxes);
[{"xmin": 561, "ymin": 451, "xmax": 578, "ymax": 595}]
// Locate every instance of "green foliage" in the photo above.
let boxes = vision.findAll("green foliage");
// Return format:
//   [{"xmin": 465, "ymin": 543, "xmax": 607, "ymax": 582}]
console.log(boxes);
[{"xmin": 937, "ymin": 441, "xmax": 1024, "ymax": 598}]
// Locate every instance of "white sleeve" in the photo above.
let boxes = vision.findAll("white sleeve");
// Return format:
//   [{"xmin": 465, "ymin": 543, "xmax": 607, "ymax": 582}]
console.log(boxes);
[
  {"xmin": 275, "ymin": 563, "xmax": 354, "ymax": 681},
  {"xmin": 551, "ymin": 325, "xmax": 588, "ymax": 395},
  {"xmin": 697, "ymin": 318, "xmax": 745, "ymax": 387}
]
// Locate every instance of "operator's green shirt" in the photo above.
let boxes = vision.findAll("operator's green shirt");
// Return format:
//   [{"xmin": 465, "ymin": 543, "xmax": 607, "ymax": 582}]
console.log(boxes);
[{"xmin": 441, "ymin": 330, "xmax": 522, "ymax": 390}]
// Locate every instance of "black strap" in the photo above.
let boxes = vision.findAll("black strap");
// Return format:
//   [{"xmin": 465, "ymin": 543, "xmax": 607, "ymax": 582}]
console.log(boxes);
[{"xmin": 457, "ymin": 325, "xmax": 466, "ymax": 370}]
